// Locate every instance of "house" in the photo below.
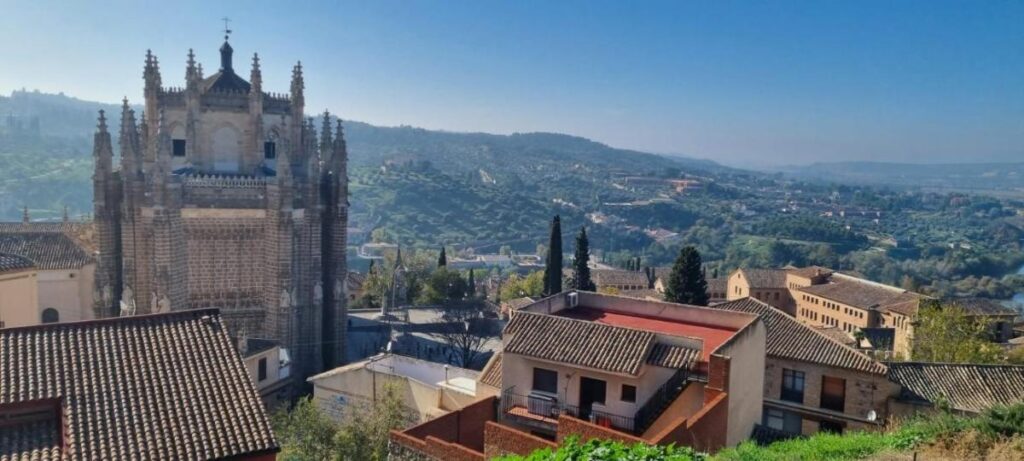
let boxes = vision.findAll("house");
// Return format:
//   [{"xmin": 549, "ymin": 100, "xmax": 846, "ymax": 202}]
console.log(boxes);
[
  {"xmin": 0, "ymin": 309, "xmax": 279, "ymax": 460},
  {"xmin": 726, "ymin": 268, "xmax": 793, "ymax": 314},
  {"xmin": 706, "ymin": 277, "xmax": 728, "ymax": 304},
  {"xmin": 713, "ymin": 298, "xmax": 897, "ymax": 438},
  {"xmin": 0, "ymin": 253, "xmax": 38, "ymax": 328},
  {"xmin": 500, "ymin": 296, "xmax": 536, "ymax": 318},
  {"xmin": 389, "ymin": 291, "xmax": 768, "ymax": 459},
  {"xmin": 0, "ymin": 228, "xmax": 95, "ymax": 325},
  {"xmin": 887, "ymin": 363, "xmax": 1024, "ymax": 416},
  {"xmin": 943, "ymin": 297, "xmax": 1018, "ymax": 343},
  {"xmin": 309, "ymin": 353, "xmax": 494, "ymax": 423},
  {"xmin": 242, "ymin": 338, "xmax": 293, "ymax": 411}
]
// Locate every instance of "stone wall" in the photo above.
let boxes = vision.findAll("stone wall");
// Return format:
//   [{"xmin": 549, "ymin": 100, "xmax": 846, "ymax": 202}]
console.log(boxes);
[{"xmin": 184, "ymin": 214, "xmax": 266, "ymax": 310}]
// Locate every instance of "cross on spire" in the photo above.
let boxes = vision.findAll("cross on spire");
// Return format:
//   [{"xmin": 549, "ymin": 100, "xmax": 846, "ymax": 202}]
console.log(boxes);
[{"xmin": 221, "ymin": 17, "xmax": 232, "ymax": 41}]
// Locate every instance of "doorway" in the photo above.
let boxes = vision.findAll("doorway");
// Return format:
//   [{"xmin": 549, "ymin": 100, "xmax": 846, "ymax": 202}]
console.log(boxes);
[{"xmin": 578, "ymin": 377, "xmax": 607, "ymax": 420}]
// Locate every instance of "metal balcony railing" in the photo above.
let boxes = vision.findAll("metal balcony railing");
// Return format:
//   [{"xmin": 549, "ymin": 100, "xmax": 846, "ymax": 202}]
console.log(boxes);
[{"xmin": 500, "ymin": 387, "xmax": 635, "ymax": 433}]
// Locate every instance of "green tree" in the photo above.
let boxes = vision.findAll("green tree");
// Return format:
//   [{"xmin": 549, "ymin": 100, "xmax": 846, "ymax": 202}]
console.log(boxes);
[
  {"xmin": 438, "ymin": 246, "xmax": 447, "ymax": 267},
  {"xmin": 912, "ymin": 302, "xmax": 1003, "ymax": 363},
  {"xmin": 664, "ymin": 246, "xmax": 709, "ymax": 306},
  {"xmin": 418, "ymin": 267, "xmax": 468, "ymax": 305},
  {"xmin": 501, "ymin": 271, "xmax": 545, "ymax": 301},
  {"xmin": 571, "ymin": 226, "xmax": 596, "ymax": 291},
  {"xmin": 273, "ymin": 383, "xmax": 415, "ymax": 461},
  {"xmin": 543, "ymin": 215, "xmax": 563, "ymax": 295},
  {"xmin": 467, "ymin": 269, "xmax": 476, "ymax": 297}
]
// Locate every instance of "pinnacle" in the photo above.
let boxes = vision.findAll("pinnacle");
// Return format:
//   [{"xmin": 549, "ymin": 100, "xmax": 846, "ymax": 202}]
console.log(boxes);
[{"xmin": 97, "ymin": 110, "xmax": 108, "ymax": 131}]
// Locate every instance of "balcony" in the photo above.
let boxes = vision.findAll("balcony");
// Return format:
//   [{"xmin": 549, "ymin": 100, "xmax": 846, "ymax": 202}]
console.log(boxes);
[{"xmin": 500, "ymin": 388, "xmax": 636, "ymax": 434}]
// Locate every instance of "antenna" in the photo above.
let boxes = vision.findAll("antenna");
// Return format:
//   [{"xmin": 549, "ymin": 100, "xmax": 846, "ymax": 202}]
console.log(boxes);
[{"xmin": 221, "ymin": 17, "xmax": 233, "ymax": 41}]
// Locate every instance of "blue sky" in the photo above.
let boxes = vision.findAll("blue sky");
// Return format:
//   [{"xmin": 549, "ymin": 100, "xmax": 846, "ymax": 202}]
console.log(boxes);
[{"xmin": 0, "ymin": 0, "xmax": 1021, "ymax": 166}]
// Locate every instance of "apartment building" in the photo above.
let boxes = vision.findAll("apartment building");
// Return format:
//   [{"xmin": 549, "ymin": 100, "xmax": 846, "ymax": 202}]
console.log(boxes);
[
  {"xmin": 389, "ymin": 291, "xmax": 767, "ymax": 459},
  {"xmin": 726, "ymin": 268, "xmax": 794, "ymax": 314},
  {"xmin": 713, "ymin": 298, "xmax": 897, "ymax": 439}
]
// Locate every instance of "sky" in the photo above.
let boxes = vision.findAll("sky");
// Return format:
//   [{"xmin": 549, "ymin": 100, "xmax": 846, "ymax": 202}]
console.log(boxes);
[{"xmin": 0, "ymin": 0, "xmax": 1021, "ymax": 167}]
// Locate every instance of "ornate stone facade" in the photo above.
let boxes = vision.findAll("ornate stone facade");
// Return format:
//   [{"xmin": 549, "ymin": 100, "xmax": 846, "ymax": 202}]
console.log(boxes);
[{"xmin": 92, "ymin": 37, "xmax": 348, "ymax": 378}]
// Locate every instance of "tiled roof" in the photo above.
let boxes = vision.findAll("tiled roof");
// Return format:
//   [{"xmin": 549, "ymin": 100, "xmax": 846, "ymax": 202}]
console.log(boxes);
[
  {"xmin": 811, "ymin": 326, "xmax": 856, "ymax": 347},
  {"xmin": 706, "ymin": 277, "xmax": 727, "ymax": 294},
  {"xmin": 946, "ymin": 298, "xmax": 1018, "ymax": 316},
  {"xmin": 714, "ymin": 298, "xmax": 887, "ymax": 374},
  {"xmin": 592, "ymin": 269, "xmax": 651, "ymax": 287},
  {"xmin": 502, "ymin": 297, "xmax": 536, "ymax": 312},
  {"xmin": 646, "ymin": 343, "xmax": 701, "ymax": 369},
  {"xmin": 786, "ymin": 266, "xmax": 833, "ymax": 279},
  {"xmin": 0, "ymin": 232, "xmax": 93, "ymax": 270},
  {"xmin": 888, "ymin": 363, "xmax": 1024, "ymax": 413},
  {"xmin": 504, "ymin": 311, "xmax": 655, "ymax": 375},
  {"xmin": 619, "ymin": 288, "xmax": 662, "ymax": 300},
  {"xmin": 798, "ymin": 274, "xmax": 922, "ymax": 313},
  {"xmin": 0, "ymin": 419, "xmax": 62, "ymax": 461},
  {"xmin": 738, "ymin": 269, "xmax": 788, "ymax": 289},
  {"xmin": 0, "ymin": 253, "xmax": 35, "ymax": 273},
  {"xmin": 0, "ymin": 309, "xmax": 279, "ymax": 460},
  {"xmin": 479, "ymin": 352, "xmax": 503, "ymax": 388}
]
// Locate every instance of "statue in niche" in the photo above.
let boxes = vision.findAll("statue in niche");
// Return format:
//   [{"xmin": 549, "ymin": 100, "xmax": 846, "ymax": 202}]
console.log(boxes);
[{"xmin": 313, "ymin": 281, "xmax": 323, "ymax": 306}]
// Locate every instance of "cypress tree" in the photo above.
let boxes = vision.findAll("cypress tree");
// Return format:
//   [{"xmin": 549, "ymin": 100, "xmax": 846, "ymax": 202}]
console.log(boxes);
[
  {"xmin": 438, "ymin": 247, "xmax": 447, "ymax": 267},
  {"xmin": 543, "ymin": 215, "xmax": 563, "ymax": 295},
  {"xmin": 572, "ymin": 227, "xmax": 596, "ymax": 291},
  {"xmin": 467, "ymin": 269, "xmax": 476, "ymax": 297},
  {"xmin": 663, "ymin": 246, "xmax": 709, "ymax": 306}
]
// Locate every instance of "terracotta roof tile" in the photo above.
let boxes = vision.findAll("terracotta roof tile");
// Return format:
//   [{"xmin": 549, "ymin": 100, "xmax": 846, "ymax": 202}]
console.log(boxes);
[
  {"xmin": 504, "ymin": 311, "xmax": 655, "ymax": 375},
  {"xmin": 0, "ymin": 253, "xmax": 35, "ymax": 274},
  {"xmin": 0, "ymin": 309, "xmax": 279, "ymax": 460},
  {"xmin": 738, "ymin": 269, "xmax": 788, "ymax": 289},
  {"xmin": 478, "ymin": 352, "xmax": 503, "ymax": 388},
  {"xmin": 646, "ymin": 343, "xmax": 700, "ymax": 369},
  {"xmin": 0, "ymin": 232, "xmax": 93, "ymax": 270},
  {"xmin": 945, "ymin": 298, "xmax": 1018, "ymax": 316},
  {"xmin": 714, "ymin": 298, "xmax": 886, "ymax": 374},
  {"xmin": 888, "ymin": 363, "xmax": 1024, "ymax": 413},
  {"xmin": 798, "ymin": 273, "xmax": 923, "ymax": 314}
]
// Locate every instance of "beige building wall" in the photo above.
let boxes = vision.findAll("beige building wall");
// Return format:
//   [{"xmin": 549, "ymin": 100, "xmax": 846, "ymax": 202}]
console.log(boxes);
[
  {"xmin": 0, "ymin": 268, "xmax": 39, "ymax": 328},
  {"xmin": 501, "ymin": 353, "xmax": 677, "ymax": 424},
  {"xmin": 716, "ymin": 319, "xmax": 766, "ymax": 447},
  {"xmin": 244, "ymin": 346, "xmax": 283, "ymax": 392},
  {"xmin": 36, "ymin": 263, "xmax": 95, "ymax": 324},
  {"xmin": 764, "ymin": 356, "xmax": 897, "ymax": 435}
]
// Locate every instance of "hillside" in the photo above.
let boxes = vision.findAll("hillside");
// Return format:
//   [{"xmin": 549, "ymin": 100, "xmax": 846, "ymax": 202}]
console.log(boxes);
[{"xmin": 782, "ymin": 161, "xmax": 1024, "ymax": 193}]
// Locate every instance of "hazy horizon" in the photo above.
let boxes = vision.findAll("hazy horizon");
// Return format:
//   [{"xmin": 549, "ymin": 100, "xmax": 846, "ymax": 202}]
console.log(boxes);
[{"xmin": 1, "ymin": 0, "xmax": 1022, "ymax": 167}]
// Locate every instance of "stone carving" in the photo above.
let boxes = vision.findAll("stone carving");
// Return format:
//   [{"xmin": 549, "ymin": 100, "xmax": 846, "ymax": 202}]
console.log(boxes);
[
  {"xmin": 158, "ymin": 295, "xmax": 171, "ymax": 313},
  {"xmin": 120, "ymin": 285, "xmax": 137, "ymax": 317},
  {"xmin": 280, "ymin": 288, "xmax": 292, "ymax": 308}
]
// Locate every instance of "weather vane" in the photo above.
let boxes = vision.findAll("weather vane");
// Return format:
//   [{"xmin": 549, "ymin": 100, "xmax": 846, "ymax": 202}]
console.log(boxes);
[{"xmin": 222, "ymin": 17, "xmax": 232, "ymax": 41}]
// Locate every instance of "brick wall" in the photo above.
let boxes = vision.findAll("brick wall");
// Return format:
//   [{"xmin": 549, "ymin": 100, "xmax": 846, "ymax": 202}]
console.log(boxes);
[
  {"xmin": 402, "ymin": 397, "xmax": 496, "ymax": 452},
  {"xmin": 555, "ymin": 414, "xmax": 646, "ymax": 445},
  {"xmin": 483, "ymin": 421, "xmax": 557, "ymax": 459},
  {"xmin": 651, "ymin": 391, "xmax": 729, "ymax": 453}
]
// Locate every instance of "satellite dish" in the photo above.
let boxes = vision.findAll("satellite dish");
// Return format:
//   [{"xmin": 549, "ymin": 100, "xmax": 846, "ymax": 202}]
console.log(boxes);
[{"xmin": 866, "ymin": 410, "xmax": 877, "ymax": 422}]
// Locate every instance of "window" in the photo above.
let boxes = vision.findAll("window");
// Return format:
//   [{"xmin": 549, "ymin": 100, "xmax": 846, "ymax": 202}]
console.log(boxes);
[
  {"xmin": 258, "ymin": 357, "xmax": 268, "ymax": 382},
  {"xmin": 172, "ymin": 139, "xmax": 186, "ymax": 157},
  {"xmin": 781, "ymin": 369, "xmax": 805, "ymax": 403},
  {"xmin": 532, "ymin": 367, "xmax": 558, "ymax": 394},
  {"xmin": 264, "ymin": 141, "xmax": 276, "ymax": 159},
  {"xmin": 764, "ymin": 408, "xmax": 802, "ymax": 434},
  {"xmin": 821, "ymin": 376, "xmax": 846, "ymax": 412},
  {"xmin": 621, "ymin": 384, "xmax": 637, "ymax": 403},
  {"xmin": 41, "ymin": 308, "xmax": 59, "ymax": 324}
]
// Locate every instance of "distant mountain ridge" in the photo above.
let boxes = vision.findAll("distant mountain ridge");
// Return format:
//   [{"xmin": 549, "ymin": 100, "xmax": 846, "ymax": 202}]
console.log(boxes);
[{"xmin": 781, "ymin": 160, "xmax": 1024, "ymax": 191}]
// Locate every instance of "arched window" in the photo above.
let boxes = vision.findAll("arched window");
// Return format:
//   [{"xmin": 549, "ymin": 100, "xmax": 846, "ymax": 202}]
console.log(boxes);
[{"xmin": 41, "ymin": 308, "xmax": 59, "ymax": 324}]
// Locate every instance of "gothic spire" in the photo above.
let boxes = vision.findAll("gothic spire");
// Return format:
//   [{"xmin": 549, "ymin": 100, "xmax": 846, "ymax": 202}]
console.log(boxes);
[
  {"xmin": 290, "ymin": 61, "xmax": 304, "ymax": 99},
  {"xmin": 93, "ymin": 110, "xmax": 113, "ymax": 165},
  {"xmin": 144, "ymin": 50, "xmax": 161, "ymax": 90},
  {"xmin": 22, "ymin": 206, "xmax": 29, "ymax": 224},
  {"xmin": 250, "ymin": 53, "xmax": 262, "ymax": 89},
  {"xmin": 186, "ymin": 48, "xmax": 199, "ymax": 83},
  {"xmin": 319, "ymin": 110, "xmax": 333, "ymax": 155},
  {"xmin": 120, "ymin": 98, "xmax": 140, "ymax": 174}
]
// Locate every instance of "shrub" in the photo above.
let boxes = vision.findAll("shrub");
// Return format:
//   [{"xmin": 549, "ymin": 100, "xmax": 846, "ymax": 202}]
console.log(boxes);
[
  {"xmin": 979, "ymin": 404, "xmax": 1024, "ymax": 438},
  {"xmin": 495, "ymin": 436, "xmax": 706, "ymax": 461}
]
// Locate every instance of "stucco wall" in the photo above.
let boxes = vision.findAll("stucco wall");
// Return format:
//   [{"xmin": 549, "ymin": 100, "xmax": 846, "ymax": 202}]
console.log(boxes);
[
  {"xmin": 0, "ymin": 269, "xmax": 38, "ymax": 328},
  {"xmin": 502, "ymin": 353, "xmax": 676, "ymax": 424},
  {"xmin": 36, "ymin": 264, "xmax": 94, "ymax": 324},
  {"xmin": 716, "ymin": 318, "xmax": 766, "ymax": 446}
]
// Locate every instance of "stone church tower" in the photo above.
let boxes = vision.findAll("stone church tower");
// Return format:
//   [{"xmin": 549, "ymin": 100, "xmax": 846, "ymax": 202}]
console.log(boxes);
[{"xmin": 92, "ymin": 36, "xmax": 349, "ymax": 377}]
